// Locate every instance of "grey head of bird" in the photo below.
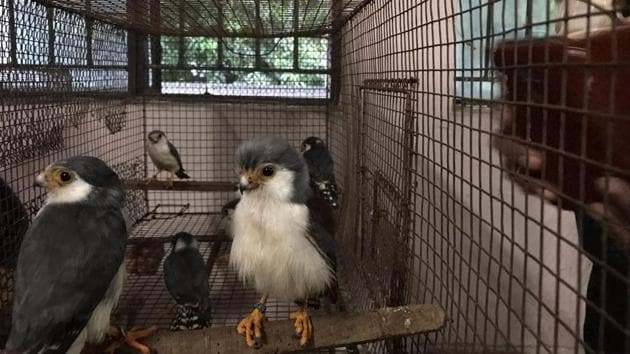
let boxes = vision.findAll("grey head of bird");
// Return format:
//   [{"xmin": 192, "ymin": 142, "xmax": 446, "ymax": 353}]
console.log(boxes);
[
  {"xmin": 34, "ymin": 156, "xmax": 123, "ymax": 208},
  {"xmin": 236, "ymin": 137, "xmax": 311, "ymax": 204}
]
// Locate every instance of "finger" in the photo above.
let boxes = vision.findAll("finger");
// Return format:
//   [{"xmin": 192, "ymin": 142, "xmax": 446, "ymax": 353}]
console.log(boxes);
[
  {"xmin": 506, "ymin": 169, "xmax": 559, "ymax": 203},
  {"xmin": 593, "ymin": 177, "xmax": 630, "ymax": 215},
  {"xmin": 492, "ymin": 136, "xmax": 544, "ymax": 171},
  {"xmin": 587, "ymin": 202, "xmax": 630, "ymax": 251},
  {"xmin": 499, "ymin": 101, "xmax": 514, "ymax": 129}
]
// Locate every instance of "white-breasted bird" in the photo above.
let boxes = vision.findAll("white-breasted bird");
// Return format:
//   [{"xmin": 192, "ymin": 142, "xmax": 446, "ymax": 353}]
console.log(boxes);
[
  {"xmin": 5, "ymin": 157, "xmax": 155, "ymax": 354},
  {"xmin": 145, "ymin": 130, "xmax": 190, "ymax": 188},
  {"xmin": 230, "ymin": 137, "xmax": 337, "ymax": 348}
]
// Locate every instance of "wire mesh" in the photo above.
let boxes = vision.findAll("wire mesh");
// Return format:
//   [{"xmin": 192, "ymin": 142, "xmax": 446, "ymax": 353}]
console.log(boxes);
[
  {"xmin": 330, "ymin": 0, "xmax": 630, "ymax": 353},
  {"xmin": 35, "ymin": 0, "xmax": 367, "ymax": 37},
  {"xmin": 2, "ymin": 0, "xmax": 630, "ymax": 353},
  {"xmin": 0, "ymin": 0, "xmax": 146, "ymax": 345}
]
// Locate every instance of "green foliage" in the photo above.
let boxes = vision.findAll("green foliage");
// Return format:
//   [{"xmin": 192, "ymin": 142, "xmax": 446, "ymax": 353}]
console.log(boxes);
[{"xmin": 159, "ymin": 34, "xmax": 328, "ymax": 87}]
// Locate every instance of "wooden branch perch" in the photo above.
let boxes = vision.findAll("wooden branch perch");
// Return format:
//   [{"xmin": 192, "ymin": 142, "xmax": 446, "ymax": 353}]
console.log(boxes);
[
  {"xmin": 123, "ymin": 179, "xmax": 237, "ymax": 192},
  {"xmin": 145, "ymin": 304, "xmax": 445, "ymax": 353}
]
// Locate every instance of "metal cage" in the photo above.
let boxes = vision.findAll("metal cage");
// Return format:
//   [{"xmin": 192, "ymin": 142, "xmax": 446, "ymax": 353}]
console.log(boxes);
[{"xmin": 1, "ymin": 0, "xmax": 629, "ymax": 353}]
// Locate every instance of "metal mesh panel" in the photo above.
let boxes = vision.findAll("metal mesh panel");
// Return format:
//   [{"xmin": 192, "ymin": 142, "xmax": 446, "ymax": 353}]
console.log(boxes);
[
  {"xmin": 330, "ymin": 0, "xmax": 630, "ymax": 353},
  {"xmin": 0, "ymin": 0, "xmax": 145, "ymax": 345},
  {"xmin": 2, "ymin": 0, "xmax": 630, "ymax": 352},
  {"xmin": 35, "ymin": 0, "xmax": 366, "ymax": 37}
]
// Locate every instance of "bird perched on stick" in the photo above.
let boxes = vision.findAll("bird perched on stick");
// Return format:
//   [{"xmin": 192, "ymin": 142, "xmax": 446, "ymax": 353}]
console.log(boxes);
[
  {"xmin": 230, "ymin": 137, "xmax": 337, "ymax": 348},
  {"xmin": 164, "ymin": 232, "xmax": 210, "ymax": 331},
  {"xmin": 145, "ymin": 130, "xmax": 190, "ymax": 188},
  {"xmin": 301, "ymin": 137, "xmax": 339, "ymax": 209},
  {"xmin": 5, "ymin": 156, "xmax": 153, "ymax": 354}
]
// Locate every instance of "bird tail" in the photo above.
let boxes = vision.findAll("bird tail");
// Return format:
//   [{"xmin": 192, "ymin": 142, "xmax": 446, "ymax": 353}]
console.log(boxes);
[
  {"xmin": 175, "ymin": 169, "xmax": 190, "ymax": 179},
  {"xmin": 316, "ymin": 180, "xmax": 339, "ymax": 209},
  {"xmin": 169, "ymin": 305, "xmax": 208, "ymax": 331}
]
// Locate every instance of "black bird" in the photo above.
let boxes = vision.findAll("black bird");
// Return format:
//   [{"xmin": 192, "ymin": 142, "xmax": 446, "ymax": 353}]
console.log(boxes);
[
  {"xmin": 300, "ymin": 137, "xmax": 339, "ymax": 209},
  {"xmin": 163, "ymin": 232, "xmax": 210, "ymax": 331}
]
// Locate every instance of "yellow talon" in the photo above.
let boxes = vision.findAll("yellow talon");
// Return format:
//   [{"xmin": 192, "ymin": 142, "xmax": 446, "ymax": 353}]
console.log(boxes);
[
  {"xmin": 289, "ymin": 310, "xmax": 312, "ymax": 347},
  {"xmin": 236, "ymin": 308, "xmax": 265, "ymax": 348}
]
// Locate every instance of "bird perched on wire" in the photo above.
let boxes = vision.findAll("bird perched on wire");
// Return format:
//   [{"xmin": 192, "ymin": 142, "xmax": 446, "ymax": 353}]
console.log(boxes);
[
  {"xmin": 230, "ymin": 137, "xmax": 337, "ymax": 348},
  {"xmin": 301, "ymin": 137, "xmax": 339, "ymax": 209},
  {"xmin": 145, "ymin": 130, "xmax": 190, "ymax": 188},
  {"xmin": 163, "ymin": 232, "xmax": 210, "ymax": 331},
  {"xmin": 4, "ymin": 156, "xmax": 154, "ymax": 354}
]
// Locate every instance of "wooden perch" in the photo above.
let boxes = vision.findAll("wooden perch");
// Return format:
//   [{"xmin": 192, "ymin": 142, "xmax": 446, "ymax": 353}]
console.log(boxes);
[
  {"xmin": 123, "ymin": 179, "xmax": 237, "ymax": 192},
  {"xmin": 145, "ymin": 304, "xmax": 445, "ymax": 353}
]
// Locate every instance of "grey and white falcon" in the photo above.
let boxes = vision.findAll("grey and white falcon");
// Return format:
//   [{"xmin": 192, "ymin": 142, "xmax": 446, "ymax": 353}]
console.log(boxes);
[{"xmin": 5, "ymin": 156, "xmax": 131, "ymax": 354}]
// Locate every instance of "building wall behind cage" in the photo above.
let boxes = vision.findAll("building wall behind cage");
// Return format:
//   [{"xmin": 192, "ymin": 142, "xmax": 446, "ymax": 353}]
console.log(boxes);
[
  {"xmin": 329, "ymin": 1, "xmax": 592, "ymax": 353},
  {"xmin": 144, "ymin": 99, "xmax": 327, "ymax": 213}
]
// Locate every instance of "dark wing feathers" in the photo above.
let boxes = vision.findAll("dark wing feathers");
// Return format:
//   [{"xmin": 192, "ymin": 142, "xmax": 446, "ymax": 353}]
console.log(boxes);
[
  {"xmin": 307, "ymin": 221, "xmax": 336, "ymax": 273},
  {"xmin": 167, "ymin": 141, "xmax": 185, "ymax": 171},
  {"xmin": 303, "ymin": 147, "xmax": 339, "ymax": 208},
  {"xmin": 303, "ymin": 146, "xmax": 334, "ymax": 182},
  {"xmin": 164, "ymin": 249, "xmax": 209, "ymax": 311},
  {"xmin": 6, "ymin": 204, "xmax": 127, "ymax": 353}
]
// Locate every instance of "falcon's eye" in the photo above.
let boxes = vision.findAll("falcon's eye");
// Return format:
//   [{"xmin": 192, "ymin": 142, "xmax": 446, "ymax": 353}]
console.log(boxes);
[
  {"xmin": 59, "ymin": 171, "xmax": 72, "ymax": 183},
  {"xmin": 262, "ymin": 166, "xmax": 274, "ymax": 177}
]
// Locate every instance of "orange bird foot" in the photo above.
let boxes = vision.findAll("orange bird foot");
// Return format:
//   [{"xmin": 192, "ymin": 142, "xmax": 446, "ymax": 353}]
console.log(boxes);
[
  {"xmin": 105, "ymin": 325, "xmax": 158, "ymax": 354},
  {"xmin": 236, "ymin": 308, "xmax": 265, "ymax": 348},
  {"xmin": 289, "ymin": 310, "xmax": 312, "ymax": 347}
]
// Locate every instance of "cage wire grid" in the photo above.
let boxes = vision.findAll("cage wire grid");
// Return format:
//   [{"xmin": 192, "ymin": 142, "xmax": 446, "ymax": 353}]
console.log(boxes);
[{"xmin": 1, "ymin": 0, "xmax": 630, "ymax": 353}]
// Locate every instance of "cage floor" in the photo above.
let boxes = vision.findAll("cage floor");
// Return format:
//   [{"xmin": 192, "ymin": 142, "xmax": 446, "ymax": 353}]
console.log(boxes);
[{"xmin": 114, "ymin": 213, "xmax": 337, "ymax": 331}]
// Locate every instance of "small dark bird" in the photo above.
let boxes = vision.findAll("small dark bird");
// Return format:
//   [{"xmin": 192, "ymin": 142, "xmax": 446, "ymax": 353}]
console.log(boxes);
[
  {"xmin": 145, "ymin": 130, "xmax": 190, "ymax": 188},
  {"xmin": 300, "ymin": 137, "xmax": 339, "ymax": 209},
  {"xmin": 163, "ymin": 232, "xmax": 210, "ymax": 331}
]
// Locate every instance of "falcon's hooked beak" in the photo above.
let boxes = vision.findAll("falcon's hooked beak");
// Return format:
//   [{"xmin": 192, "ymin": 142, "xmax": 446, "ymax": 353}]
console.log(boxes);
[
  {"xmin": 238, "ymin": 173, "xmax": 259, "ymax": 194},
  {"xmin": 33, "ymin": 173, "xmax": 47, "ymax": 188}
]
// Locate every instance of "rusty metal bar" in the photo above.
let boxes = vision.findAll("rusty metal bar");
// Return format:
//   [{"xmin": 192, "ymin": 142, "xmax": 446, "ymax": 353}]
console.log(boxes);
[{"xmin": 7, "ymin": 0, "xmax": 16, "ymax": 65}]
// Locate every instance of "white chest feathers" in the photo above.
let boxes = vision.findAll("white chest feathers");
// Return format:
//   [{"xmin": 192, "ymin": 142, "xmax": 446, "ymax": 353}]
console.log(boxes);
[
  {"xmin": 230, "ymin": 192, "xmax": 334, "ymax": 301},
  {"xmin": 146, "ymin": 140, "xmax": 179, "ymax": 172}
]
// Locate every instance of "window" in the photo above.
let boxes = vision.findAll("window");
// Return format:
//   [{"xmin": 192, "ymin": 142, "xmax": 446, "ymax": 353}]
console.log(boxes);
[
  {"xmin": 0, "ymin": 0, "xmax": 128, "ymax": 94},
  {"xmin": 455, "ymin": 0, "xmax": 556, "ymax": 102},
  {"xmin": 157, "ymin": 34, "xmax": 331, "ymax": 98}
]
